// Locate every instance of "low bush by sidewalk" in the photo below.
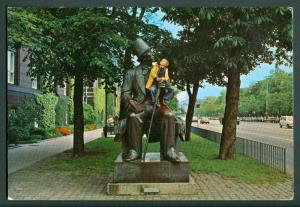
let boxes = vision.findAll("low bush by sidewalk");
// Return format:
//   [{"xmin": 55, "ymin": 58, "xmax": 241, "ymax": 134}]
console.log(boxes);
[
  {"xmin": 37, "ymin": 133, "xmax": 290, "ymax": 184},
  {"xmin": 56, "ymin": 127, "xmax": 72, "ymax": 135},
  {"xmin": 8, "ymin": 124, "xmax": 100, "ymax": 145}
]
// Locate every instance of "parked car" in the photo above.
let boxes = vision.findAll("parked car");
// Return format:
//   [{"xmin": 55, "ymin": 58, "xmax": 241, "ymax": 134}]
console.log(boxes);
[
  {"xmin": 279, "ymin": 116, "xmax": 293, "ymax": 128},
  {"xmin": 200, "ymin": 117, "xmax": 210, "ymax": 124}
]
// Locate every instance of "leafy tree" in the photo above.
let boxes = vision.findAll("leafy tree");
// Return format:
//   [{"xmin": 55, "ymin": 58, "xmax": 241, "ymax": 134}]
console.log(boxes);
[
  {"xmin": 8, "ymin": 8, "xmax": 128, "ymax": 156},
  {"xmin": 265, "ymin": 68, "xmax": 293, "ymax": 116},
  {"xmin": 211, "ymin": 8, "xmax": 292, "ymax": 159},
  {"xmin": 162, "ymin": 8, "xmax": 222, "ymax": 141},
  {"xmin": 166, "ymin": 89, "xmax": 180, "ymax": 112},
  {"xmin": 8, "ymin": 7, "xmax": 173, "ymax": 156},
  {"xmin": 198, "ymin": 68, "xmax": 293, "ymax": 118},
  {"xmin": 163, "ymin": 8, "xmax": 292, "ymax": 158},
  {"xmin": 197, "ymin": 96, "xmax": 223, "ymax": 117}
]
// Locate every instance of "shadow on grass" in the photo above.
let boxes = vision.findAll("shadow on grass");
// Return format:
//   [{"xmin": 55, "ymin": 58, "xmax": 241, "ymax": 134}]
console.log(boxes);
[{"xmin": 37, "ymin": 133, "xmax": 291, "ymax": 184}]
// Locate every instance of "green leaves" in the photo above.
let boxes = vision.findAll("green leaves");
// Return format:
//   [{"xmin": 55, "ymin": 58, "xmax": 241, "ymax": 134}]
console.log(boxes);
[
  {"xmin": 275, "ymin": 7, "xmax": 290, "ymax": 16},
  {"xmin": 214, "ymin": 35, "xmax": 246, "ymax": 48},
  {"xmin": 8, "ymin": 8, "xmax": 133, "ymax": 92},
  {"xmin": 35, "ymin": 93, "xmax": 58, "ymax": 128},
  {"xmin": 198, "ymin": 8, "xmax": 215, "ymax": 20},
  {"xmin": 198, "ymin": 68, "xmax": 293, "ymax": 117}
]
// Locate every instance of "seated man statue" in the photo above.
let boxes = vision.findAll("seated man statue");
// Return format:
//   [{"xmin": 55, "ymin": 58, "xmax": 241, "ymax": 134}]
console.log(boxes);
[{"xmin": 116, "ymin": 38, "xmax": 185, "ymax": 162}]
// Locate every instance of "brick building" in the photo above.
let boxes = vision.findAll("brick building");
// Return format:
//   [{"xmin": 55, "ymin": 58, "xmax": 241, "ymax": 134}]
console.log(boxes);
[
  {"xmin": 7, "ymin": 46, "xmax": 120, "ymax": 126},
  {"xmin": 7, "ymin": 47, "xmax": 69, "ymax": 111}
]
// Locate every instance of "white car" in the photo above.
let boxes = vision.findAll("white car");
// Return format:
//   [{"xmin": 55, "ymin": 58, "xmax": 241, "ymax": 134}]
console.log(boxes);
[{"xmin": 279, "ymin": 116, "xmax": 293, "ymax": 128}]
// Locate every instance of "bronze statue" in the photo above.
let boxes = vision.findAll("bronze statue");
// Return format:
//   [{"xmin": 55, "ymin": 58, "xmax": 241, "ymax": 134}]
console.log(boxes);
[{"xmin": 116, "ymin": 38, "xmax": 185, "ymax": 162}]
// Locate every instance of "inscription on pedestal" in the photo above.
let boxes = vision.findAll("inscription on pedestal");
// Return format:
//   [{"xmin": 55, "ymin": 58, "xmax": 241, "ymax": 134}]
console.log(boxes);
[{"xmin": 113, "ymin": 152, "xmax": 189, "ymax": 183}]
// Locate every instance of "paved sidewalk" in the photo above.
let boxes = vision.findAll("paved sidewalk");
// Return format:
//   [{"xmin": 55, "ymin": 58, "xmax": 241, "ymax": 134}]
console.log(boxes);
[
  {"xmin": 7, "ymin": 127, "xmax": 294, "ymax": 200},
  {"xmin": 8, "ymin": 129, "xmax": 102, "ymax": 174},
  {"xmin": 8, "ymin": 169, "xmax": 293, "ymax": 200}
]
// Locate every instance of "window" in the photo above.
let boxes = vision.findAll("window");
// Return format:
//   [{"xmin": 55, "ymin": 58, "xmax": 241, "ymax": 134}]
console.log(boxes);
[
  {"xmin": 31, "ymin": 77, "xmax": 38, "ymax": 89},
  {"xmin": 7, "ymin": 50, "xmax": 15, "ymax": 84},
  {"xmin": 63, "ymin": 83, "xmax": 67, "ymax": 96}
]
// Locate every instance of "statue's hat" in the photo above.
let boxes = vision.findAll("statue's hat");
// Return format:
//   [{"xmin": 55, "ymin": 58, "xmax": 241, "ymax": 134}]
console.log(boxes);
[{"xmin": 132, "ymin": 38, "xmax": 151, "ymax": 57}]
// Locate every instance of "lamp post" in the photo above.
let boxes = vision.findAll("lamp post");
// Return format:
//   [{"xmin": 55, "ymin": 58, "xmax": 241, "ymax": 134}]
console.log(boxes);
[
  {"xmin": 265, "ymin": 80, "xmax": 269, "ymax": 119},
  {"xmin": 104, "ymin": 87, "xmax": 108, "ymax": 138}
]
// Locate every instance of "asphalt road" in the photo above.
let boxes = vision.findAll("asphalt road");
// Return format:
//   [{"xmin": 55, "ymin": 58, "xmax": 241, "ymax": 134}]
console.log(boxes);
[
  {"xmin": 193, "ymin": 120, "xmax": 293, "ymax": 147},
  {"xmin": 192, "ymin": 120, "xmax": 294, "ymax": 174}
]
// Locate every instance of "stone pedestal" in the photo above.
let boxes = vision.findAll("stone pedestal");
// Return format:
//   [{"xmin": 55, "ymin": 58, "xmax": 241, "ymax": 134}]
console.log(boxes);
[
  {"xmin": 107, "ymin": 152, "xmax": 197, "ymax": 195},
  {"xmin": 113, "ymin": 152, "xmax": 189, "ymax": 183},
  {"xmin": 107, "ymin": 175, "xmax": 197, "ymax": 195}
]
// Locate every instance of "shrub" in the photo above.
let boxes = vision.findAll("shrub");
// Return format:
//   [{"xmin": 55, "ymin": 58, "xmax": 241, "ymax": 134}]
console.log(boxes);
[
  {"xmin": 30, "ymin": 134, "xmax": 46, "ymax": 141},
  {"xmin": 46, "ymin": 128, "xmax": 63, "ymax": 138},
  {"xmin": 7, "ymin": 126, "xmax": 30, "ymax": 144},
  {"xmin": 83, "ymin": 103, "xmax": 97, "ymax": 125},
  {"xmin": 8, "ymin": 110, "xmax": 18, "ymax": 127},
  {"xmin": 55, "ymin": 97, "xmax": 68, "ymax": 126},
  {"xmin": 35, "ymin": 93, "xmax": 58, "ymax": 128},
  {"xmin": 68, "ymin": 98, "xmax": 74, "ymax": 124},
  {"xmin": 56, "ymin": 127, "xmax": 72, "ymax": 135},
  {"xmin": 7, "ymin": 127, "xmax": 19, "ymax": 145},
  {"xmin": 30, "ymin": 128, "xmax": 50, "ymax": 139},
  {"xmin": 9, "ymin": 99, "xmax": 39, "ymax": 128},
  {"xmin": 86, "ymin": 124, "xmax": 97, "ymax": 131}
]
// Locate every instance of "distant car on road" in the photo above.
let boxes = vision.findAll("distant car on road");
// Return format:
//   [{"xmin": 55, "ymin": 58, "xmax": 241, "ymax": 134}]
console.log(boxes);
[
  {"xmin": 279, "ymin": 116, "xmax": 293, "ymax": 128},
  {"xmin": 200, "ymin": 117, "xmax": 210, "ymax": 124}
]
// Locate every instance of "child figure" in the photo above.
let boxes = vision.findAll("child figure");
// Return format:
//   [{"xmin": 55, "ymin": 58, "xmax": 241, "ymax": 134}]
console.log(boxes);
[{"xmin": 146, "ymin": 58, "xmax": 174, "ymax": 106}]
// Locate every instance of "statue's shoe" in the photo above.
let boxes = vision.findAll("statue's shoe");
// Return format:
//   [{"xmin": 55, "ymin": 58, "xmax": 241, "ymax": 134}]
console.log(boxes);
[
  {"xmin": 124, "ymin": 149, "xmax": 139, "ymax": 161},
  {"xmin": 165, "ymin": 147, "xmax": 181, "ymax": 162}
]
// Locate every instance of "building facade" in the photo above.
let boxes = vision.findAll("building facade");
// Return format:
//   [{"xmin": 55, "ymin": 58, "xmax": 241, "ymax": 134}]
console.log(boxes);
[
  {"xmin": 7, "ymin": 47, "xmax": 121, "ymax": 126},
  {"xmin": 7, "ymin": 47, "xmax": 69, "ymax": 111}
]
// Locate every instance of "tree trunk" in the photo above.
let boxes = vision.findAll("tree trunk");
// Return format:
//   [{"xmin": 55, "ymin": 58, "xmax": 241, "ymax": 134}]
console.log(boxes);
[
  {"xmin": 73, "ymin": 73, "xmax": 84, "ymax": 156},
  {"xmin": 219, "ymin": 68, "xmax": 241, "ymax": 159},
  {"xmin": 185, "ymin": 81, "xmax": 200, "ymax": 141}
]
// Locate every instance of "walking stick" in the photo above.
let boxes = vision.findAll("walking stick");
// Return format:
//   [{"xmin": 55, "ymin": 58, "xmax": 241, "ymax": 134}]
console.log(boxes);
[{"xmin": 142, "ymin": 87, "xmax": 161, "ymax": 161}]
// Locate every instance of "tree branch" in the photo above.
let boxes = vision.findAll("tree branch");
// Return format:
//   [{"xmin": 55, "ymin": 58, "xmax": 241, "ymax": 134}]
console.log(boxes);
[
  {"xmin": 192, "ymin": 81, "xmax": 200, "ymax": 95},
  {"xmin": 186, "ymin": 81, "xmax": 192, "ymax": 97},
  {"xmin": 132, "ymin": 7, "xmax": 137, "ymax": 18},
  {"xmin": 139, "ymin": 8, "xmax": 146, "ymax": 20}
]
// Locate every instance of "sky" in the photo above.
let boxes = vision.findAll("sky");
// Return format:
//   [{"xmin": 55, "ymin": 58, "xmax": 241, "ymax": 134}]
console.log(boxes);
[{"xmin": 146, "ymin": 10, "xmax": 293, "ymax": 109}]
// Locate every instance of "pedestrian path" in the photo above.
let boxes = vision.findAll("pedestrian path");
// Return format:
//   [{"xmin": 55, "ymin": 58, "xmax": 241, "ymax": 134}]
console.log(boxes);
[
  {"xmin": 7, "ymin": 127, "xmax": 294, "ymax": 200},
  {"xmin": 8, "ymin": 129, "xmax": 102, "ymax": 174},
  {"xmin": 8, "ymin": 170, "xmax": 293, "ymax": 200}
]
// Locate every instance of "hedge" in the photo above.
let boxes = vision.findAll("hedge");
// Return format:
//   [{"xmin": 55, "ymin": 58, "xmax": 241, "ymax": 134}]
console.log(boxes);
[
  {"xmin": 55, "ymin": 97, "xmax": 68, "ymax": 126},
  {"xmin": 35, "ymin": 93, "xmax": 58, "ymax": 128}
]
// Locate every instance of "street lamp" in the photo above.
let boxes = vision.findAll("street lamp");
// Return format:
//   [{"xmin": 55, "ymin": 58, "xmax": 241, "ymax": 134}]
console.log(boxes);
[
  {"xmin": 265, "ymin": 80, "xmax": 269, "ymax": 117},
  {"xmin": 104, "ymin": 87, "xmax": 108, "ymax": 138}
]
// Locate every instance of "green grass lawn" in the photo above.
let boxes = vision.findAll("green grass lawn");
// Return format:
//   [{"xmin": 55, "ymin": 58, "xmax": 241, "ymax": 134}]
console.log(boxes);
[{"xmin": 38, "ymin": 133, "xmax": 291, "ymax": 184}]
